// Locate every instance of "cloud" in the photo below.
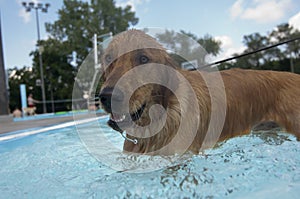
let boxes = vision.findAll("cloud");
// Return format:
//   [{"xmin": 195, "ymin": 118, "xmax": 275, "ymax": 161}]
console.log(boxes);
[
  {"xmin": 289, "ymin": 11, "xmax": 300, "ymax": 31},
  {"xmin": 230, "ymin": 0, "xmax": 244, "ymax": 19},
  {"xmin": 230, "ymin": 0, "xmax": 292, "ymax": 24},
  {"xmin": 115, "ymin": 0, "xmax": 150, "ymax": 11},
  {"xmin": 18, "ymin": 9, "xmax": 31, "ymax": 23},
  {"xmin": 212, "ymin": 35, "xmax": 246, "ymax": 62},
  {"xmin": 17, "ymin": 0, "xmax": 40, "ymax": 23}
]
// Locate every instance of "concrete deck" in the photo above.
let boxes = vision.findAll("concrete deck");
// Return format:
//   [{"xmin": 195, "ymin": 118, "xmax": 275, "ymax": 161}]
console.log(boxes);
[
  {"xmin": 0, "ymin": 115, "xmax": 76, "ymax": 134},
  {"xmin": 0, "ymin": 114, "xmax": 279, "ymax": 136}
]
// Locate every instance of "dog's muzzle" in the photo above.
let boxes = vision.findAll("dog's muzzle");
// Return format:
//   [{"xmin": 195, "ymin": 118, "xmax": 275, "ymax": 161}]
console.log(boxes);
[{"xmin": 99, "ymin": 87, "xmax": 124, "ymax": 113}]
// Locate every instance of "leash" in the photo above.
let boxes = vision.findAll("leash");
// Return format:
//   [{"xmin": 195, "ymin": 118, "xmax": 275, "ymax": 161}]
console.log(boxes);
[
  {"xmin": 121, "ymin": 131, "xmax": 138, "ymax": 144},
  {"xmin": 190, "ymin": 36, "xmax": 300, "ymax": 70}
]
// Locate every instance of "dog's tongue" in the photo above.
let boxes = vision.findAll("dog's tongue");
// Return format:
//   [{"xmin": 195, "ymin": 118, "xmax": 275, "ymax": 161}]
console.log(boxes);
[{"xmin": 111, "ymin": 113, "xmax": 119, "ymax": 120}]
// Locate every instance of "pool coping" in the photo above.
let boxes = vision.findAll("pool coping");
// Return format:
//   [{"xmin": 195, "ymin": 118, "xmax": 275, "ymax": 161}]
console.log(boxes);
[{"xmin": 0, "ymin": 115, "xmax": 108, "ymax": 142}]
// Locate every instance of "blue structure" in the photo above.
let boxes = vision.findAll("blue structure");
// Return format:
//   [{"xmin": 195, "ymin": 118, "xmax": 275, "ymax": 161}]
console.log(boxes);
[{"xmin": 20, "ymin": 84, "xmax": 27, "ymax": 112}]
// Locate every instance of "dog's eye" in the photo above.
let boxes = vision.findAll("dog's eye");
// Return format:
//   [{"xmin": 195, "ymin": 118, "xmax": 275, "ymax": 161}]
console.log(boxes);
[
  {"xmin": 105, "ymin": 54, "xmax": 112, "ymax": 64},
  {"xmin": 139, "ymin": 55, "xmax": 149, "ymax": 64}
]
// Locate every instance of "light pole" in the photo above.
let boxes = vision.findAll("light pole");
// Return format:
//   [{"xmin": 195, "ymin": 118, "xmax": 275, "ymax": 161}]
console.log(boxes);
[
  {"xmin": 22, "ymin": 2, "xmax": 50, "ymax": 113},
  {"xmin": 0, "ymin": 13, "xmax": 9, "ymax": 115}
]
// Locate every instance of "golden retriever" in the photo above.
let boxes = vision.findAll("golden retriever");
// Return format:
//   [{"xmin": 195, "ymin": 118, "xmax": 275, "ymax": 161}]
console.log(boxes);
[{"xmin": 99, "ymin": 29, "xmax": 300, "ymax": 155}]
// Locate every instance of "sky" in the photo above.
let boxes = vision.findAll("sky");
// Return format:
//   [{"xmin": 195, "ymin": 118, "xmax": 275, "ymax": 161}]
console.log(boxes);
[{"xmin": 1, "ymin": 0, "xmax": 300, "ymax": 70}]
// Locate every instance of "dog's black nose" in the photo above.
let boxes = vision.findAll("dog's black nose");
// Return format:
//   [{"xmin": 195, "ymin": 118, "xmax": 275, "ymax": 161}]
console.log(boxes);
[
  {"xmin": 99, "ymin": 87, "xmax": 124, "ymax": 112},
  {"xmin": 99, "ymin": 87, "xmax": 113, "ymax": 112}
]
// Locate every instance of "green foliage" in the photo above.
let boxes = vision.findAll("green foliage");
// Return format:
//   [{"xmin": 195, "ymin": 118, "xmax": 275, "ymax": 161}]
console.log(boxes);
[
  {"xmin": 8, "ymin": 0, "xmax": 300, "ymax": 113},
  {"xmin": 8, "ymin": 66, "xmax": 38, "ymax": 111},
  {"xmin": 197, "ymin": 34, "xmax": 222, "ymax": 56},
  {"xmin": 156, "ymin": 30, "xmax": 221, "ymax": 68},
  {"xmin": 242, "ymin": 33, "xmax": 268, "ymax": 68},
  {"xmin": 31, "ymin": 39, "xmax": 76, "ymax": 100},
  {"xmin": 45, "ymin": 0, "xmax": 138, "ymax": 64},
  {"xmin": 9, "ymin": 0, "xmax": 138, "ymax": 112},
  {"xmin": 219, "ymin": 23, "xmax": 300, "ymax": 73}
]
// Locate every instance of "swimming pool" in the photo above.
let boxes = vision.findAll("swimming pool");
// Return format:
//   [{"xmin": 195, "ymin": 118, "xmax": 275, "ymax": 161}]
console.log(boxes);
[{"xmin": 0, "ymin": 116, "xmax": 299, "ymax": 198}]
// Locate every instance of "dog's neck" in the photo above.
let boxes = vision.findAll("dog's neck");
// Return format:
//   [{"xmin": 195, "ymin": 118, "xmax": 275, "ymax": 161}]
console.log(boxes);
[{"xmin": 123, "ymin": 75, "xmax": 210, "ymax": 155}]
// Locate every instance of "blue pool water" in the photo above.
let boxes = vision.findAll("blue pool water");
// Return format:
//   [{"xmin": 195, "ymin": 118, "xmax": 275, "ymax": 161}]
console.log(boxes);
[{"xmin": 0, "ymin": 117, "xmax": 299, "ymax": 198}]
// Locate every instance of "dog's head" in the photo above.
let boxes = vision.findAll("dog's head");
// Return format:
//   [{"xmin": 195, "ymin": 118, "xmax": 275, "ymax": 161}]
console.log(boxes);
[{"xmin": 99, "ymin": 30, "xmax": 180, "ymax": 153}]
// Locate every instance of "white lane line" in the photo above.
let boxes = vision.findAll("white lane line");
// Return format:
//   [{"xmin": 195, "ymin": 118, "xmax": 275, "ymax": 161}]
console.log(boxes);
[{"xmin": 0, "ymin": 116, "xmax": 107, "ymax": 142}]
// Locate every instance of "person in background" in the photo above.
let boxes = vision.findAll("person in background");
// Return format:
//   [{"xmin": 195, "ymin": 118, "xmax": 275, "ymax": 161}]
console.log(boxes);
[
  {"xmin": 26, "ymin": 94, "xmax": 39, "ymax": 116},
  {"xmin": 27, "ymin": 93, "xmax": 39, "ymax": 108}
]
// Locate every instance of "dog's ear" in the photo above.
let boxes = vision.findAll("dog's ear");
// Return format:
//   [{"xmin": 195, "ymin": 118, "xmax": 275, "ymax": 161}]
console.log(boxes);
[
  {"xmin": 160, "ymin": 53, "xmax": 180, "ymax": 108},
  {"xmin": 164, "ymin": 52, "xmax": 181, "ymax": 69},
  {"xmin": 165, "ymin": 52, "xmax": 180, "ymax": 88}
]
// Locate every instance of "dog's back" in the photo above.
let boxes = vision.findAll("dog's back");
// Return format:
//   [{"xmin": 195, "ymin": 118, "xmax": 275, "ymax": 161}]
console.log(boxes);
[{"xmin": 219, "ymin": 69, "xmax": 300, "ymax": 140}]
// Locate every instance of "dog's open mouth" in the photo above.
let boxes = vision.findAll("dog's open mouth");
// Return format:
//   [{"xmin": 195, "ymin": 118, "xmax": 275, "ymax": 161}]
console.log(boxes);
[{"xmin": 107, "ymin": 103, "xmax": 146, "ymax": 132}]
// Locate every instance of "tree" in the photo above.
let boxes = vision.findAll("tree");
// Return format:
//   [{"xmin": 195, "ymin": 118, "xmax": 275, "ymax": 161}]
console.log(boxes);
[
  {"xmin": 242, "ymin": 33, "xmax": 268, "ymax": 69},
  {"xmin": 218, "ymin": 23, "xmax": 300, "ymax": 73},
  {"xmin": 197, "ymin": 34, "xmax": 222, "ymax": 57},
  {"xmin": 8, "ymin": 66, "xmax": 38, "ymax": 111},
  {"xmin": 156, "ymin": 30, "xmax": 221, "ymax": 69},
  {"xmin": 270, "ymin": 23, "xmax": 300, "ymax": 72},
  {"xmin": 44, "ymin": 0, "xmax": 138, "ymax": 107},
  {"xmin": 9, "ymin": 0, "xmax": 139, "ymax": 112},
  {"xmin": 31, "ymin": 38, "xmax": 76, "ymax": 102},
  {"xmin": 45, "ymin": 0, "xmax": 138, "ymax": 65}
]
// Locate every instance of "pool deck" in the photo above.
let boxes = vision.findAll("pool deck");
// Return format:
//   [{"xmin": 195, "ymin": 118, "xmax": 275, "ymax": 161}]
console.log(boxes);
[
  {"xmin": 0, "ymin": 113, "xmax": 279, "ymax": 136},
  {"xmin": 0, "ymin": 115, "xmax": 76, "ymax": 135}
]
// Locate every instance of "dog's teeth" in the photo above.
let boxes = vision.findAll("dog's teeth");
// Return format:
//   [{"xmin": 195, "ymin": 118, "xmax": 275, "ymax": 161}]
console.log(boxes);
[
  {"xmin": 117, "ymin": 114, "xmax": 126, "ymax": 122},
  {"xmin": 112, "ymin": 114, "xmax": 126, "ymax": 122}
]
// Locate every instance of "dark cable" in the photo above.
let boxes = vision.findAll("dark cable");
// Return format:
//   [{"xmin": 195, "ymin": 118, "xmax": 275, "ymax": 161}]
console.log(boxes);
[{"xmin": 190, "ymin": 36, "xmax": 300, "ymax": 70}]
